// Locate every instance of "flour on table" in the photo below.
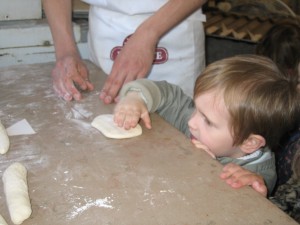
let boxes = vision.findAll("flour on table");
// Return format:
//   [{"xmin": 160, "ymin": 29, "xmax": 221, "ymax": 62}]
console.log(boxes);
[
  {"xmin": 67, "ymin": 196, "xmax": 114, "ymax": 220},
  {"xmin": 91, "ymin": 114, "xmax": 142, "ymax": 139}
]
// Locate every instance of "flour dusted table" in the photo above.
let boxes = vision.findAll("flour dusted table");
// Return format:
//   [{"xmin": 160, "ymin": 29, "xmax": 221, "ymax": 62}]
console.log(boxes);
[{"xmin": 0, "ymin": 61, "xmax": 298, "ymax": 225}]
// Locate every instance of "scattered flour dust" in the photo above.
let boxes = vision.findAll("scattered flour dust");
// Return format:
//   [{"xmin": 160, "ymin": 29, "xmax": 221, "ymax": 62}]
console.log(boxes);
[
  {"xmin": 67, "ymin": 195, "xmax": 114, "ymax": 220},
  {"xmin": 66, "ymin": 103, "xmax": 93, "ymax": 120},
  {"xmin": 62, "ymin": 103, "xmax": 94, "ymax": 132}
]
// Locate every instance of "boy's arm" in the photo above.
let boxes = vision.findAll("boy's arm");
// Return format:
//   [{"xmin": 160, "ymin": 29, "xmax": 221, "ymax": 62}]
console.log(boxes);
[
  {"xmin": 220, "ymin": 163, "xmax": 268, "ymax": 197},
  {"xmin": 117, "ymin": 79, "xmax": 194, "ymax": 136}
]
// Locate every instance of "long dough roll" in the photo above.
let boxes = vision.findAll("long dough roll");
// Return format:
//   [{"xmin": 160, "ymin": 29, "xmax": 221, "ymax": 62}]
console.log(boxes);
[
  {"xmin": 0, "ymin": 214, "xmax": 8, "ymax": 225},
  {"xmin": 0, "ymin": 120, "xmax": 9, "ymax": 154},
  {"xmin": 2, "ymin": 163, "xmax": 32, "ymax": 225}
]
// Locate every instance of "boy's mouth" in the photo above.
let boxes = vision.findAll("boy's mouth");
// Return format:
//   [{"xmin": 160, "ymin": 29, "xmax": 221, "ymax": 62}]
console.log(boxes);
[
  {"xmin": 189, "ymin": 134, "xmax": 216, "ymax": 159},
  {"xmin": 190, "ymin": 134, "xmax": 197, "ymax": 141}
]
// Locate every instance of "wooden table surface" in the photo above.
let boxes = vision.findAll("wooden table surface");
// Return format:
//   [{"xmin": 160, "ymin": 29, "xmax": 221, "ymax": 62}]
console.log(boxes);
[{"xmin": 0, "ymin": 61, "xmax": 298, "ymax": 225}]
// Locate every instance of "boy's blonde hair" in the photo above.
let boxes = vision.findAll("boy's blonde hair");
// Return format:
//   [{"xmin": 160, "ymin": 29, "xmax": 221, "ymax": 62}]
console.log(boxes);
[{"xmin": 194, "ymin": 55, "xmax": 300, "ymax": 148}]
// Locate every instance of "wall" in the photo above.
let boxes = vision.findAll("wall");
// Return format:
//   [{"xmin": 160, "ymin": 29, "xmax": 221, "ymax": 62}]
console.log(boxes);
[{"xmin": 0, "ymin": 0, "xmax": 89, "ymax": 68}]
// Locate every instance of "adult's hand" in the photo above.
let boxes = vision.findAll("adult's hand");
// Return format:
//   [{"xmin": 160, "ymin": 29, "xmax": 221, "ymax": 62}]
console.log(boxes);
[
  {"xmin": 99, "ymin": 0, "xmax": 207, "ymax": 104},
  {"xmin": 100, "ymin": 32, "xmax": 156, "ymax": 104},
  {"xmin": 52, "ymin": 55, "xmax": 94, "ymax": 101},
  {"xmin": 43, "ymin": 0, "xmax": 93, "ymax": 101}
]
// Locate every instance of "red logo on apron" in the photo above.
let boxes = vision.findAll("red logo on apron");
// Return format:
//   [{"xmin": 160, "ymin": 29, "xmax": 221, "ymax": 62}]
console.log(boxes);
[{"xmin": 110, "ymin": 35, "xmax": 168, "ymax": 64}]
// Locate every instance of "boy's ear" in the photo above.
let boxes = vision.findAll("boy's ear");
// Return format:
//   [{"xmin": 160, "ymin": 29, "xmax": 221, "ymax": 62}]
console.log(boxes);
[{"xmin": 240, "ymin": 134, "xmax": 266, "ymax": 154}]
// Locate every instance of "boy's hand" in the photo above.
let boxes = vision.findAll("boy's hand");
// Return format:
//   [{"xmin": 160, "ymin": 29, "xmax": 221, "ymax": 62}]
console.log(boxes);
[
  {"xmin": 220, "ymin": 163, "xmax": 268, "ymax": 197},
  {"xmin": 114, "ymin": 92, "xmax": 152, "ymax": 130}
]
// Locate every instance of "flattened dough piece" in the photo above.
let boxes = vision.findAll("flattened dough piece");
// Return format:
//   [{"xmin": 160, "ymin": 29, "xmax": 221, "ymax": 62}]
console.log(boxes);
[
  {"xmin": 2, "ymin": 163, "xmax": 32, "ymax": 225},
  {"xmin": 0, "ymin": 120, "xmax": 9, "ymax": 154},
  {"xmin": 91, "ymin": 114, "xmax": 142, "ymax": 139}
]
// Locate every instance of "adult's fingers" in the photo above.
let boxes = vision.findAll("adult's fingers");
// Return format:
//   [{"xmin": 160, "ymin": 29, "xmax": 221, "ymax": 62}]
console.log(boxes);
[
  {"xmin": 52, "ymin": 56, "xmax": 94, "ymax": 101},
  {"xmin": 100, "ymin": 41, "xmax": 151, "ymax": 104},
  {"xmin": 51, "ymin": 59, "xmax": 81, "ymax": 101},
  {"xmin": 52, "ymin": 67, "xmax": 74, "ymax": 101},
  {"xmin": 100, "ymin": 68, "xmax": 130, "ymax": 104},
  {"xmin": 72, "ymin": 63, "xmax": 94, "ymax": 92}
]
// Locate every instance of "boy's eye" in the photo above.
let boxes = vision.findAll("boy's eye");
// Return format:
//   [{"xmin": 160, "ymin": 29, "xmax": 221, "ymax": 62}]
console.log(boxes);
[
  {"xmin": 201, "ymin": 114, "xmax": 212, "ymax": 126},
  {"xmin": 204, "ymin": 117, "xmax": 212, "ymax": 125},
  {"xmin": 198, "ymin": 111, "xmax": 213, "ymax": 126}
]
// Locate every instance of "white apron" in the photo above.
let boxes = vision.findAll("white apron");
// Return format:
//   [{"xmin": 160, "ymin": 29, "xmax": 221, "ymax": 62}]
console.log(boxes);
[{"xmin": 82, "ymin": 0, "xmax": 206, "ymax": 97}]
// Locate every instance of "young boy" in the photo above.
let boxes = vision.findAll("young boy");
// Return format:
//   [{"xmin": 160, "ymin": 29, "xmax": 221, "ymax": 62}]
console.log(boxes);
[
  {"xmin": 113, "ymin": 55, "xmax": 300, "ymax": 194},
  {"xmin": 221, "ymin": 21, "xmax": 300, "ymax": 197}
]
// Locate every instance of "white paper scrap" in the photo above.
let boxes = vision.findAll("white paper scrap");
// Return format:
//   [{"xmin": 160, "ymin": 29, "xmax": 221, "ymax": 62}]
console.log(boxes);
[{"xmin": 6, "ymin": 119, "xmax": 36, "ymax": 136}]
